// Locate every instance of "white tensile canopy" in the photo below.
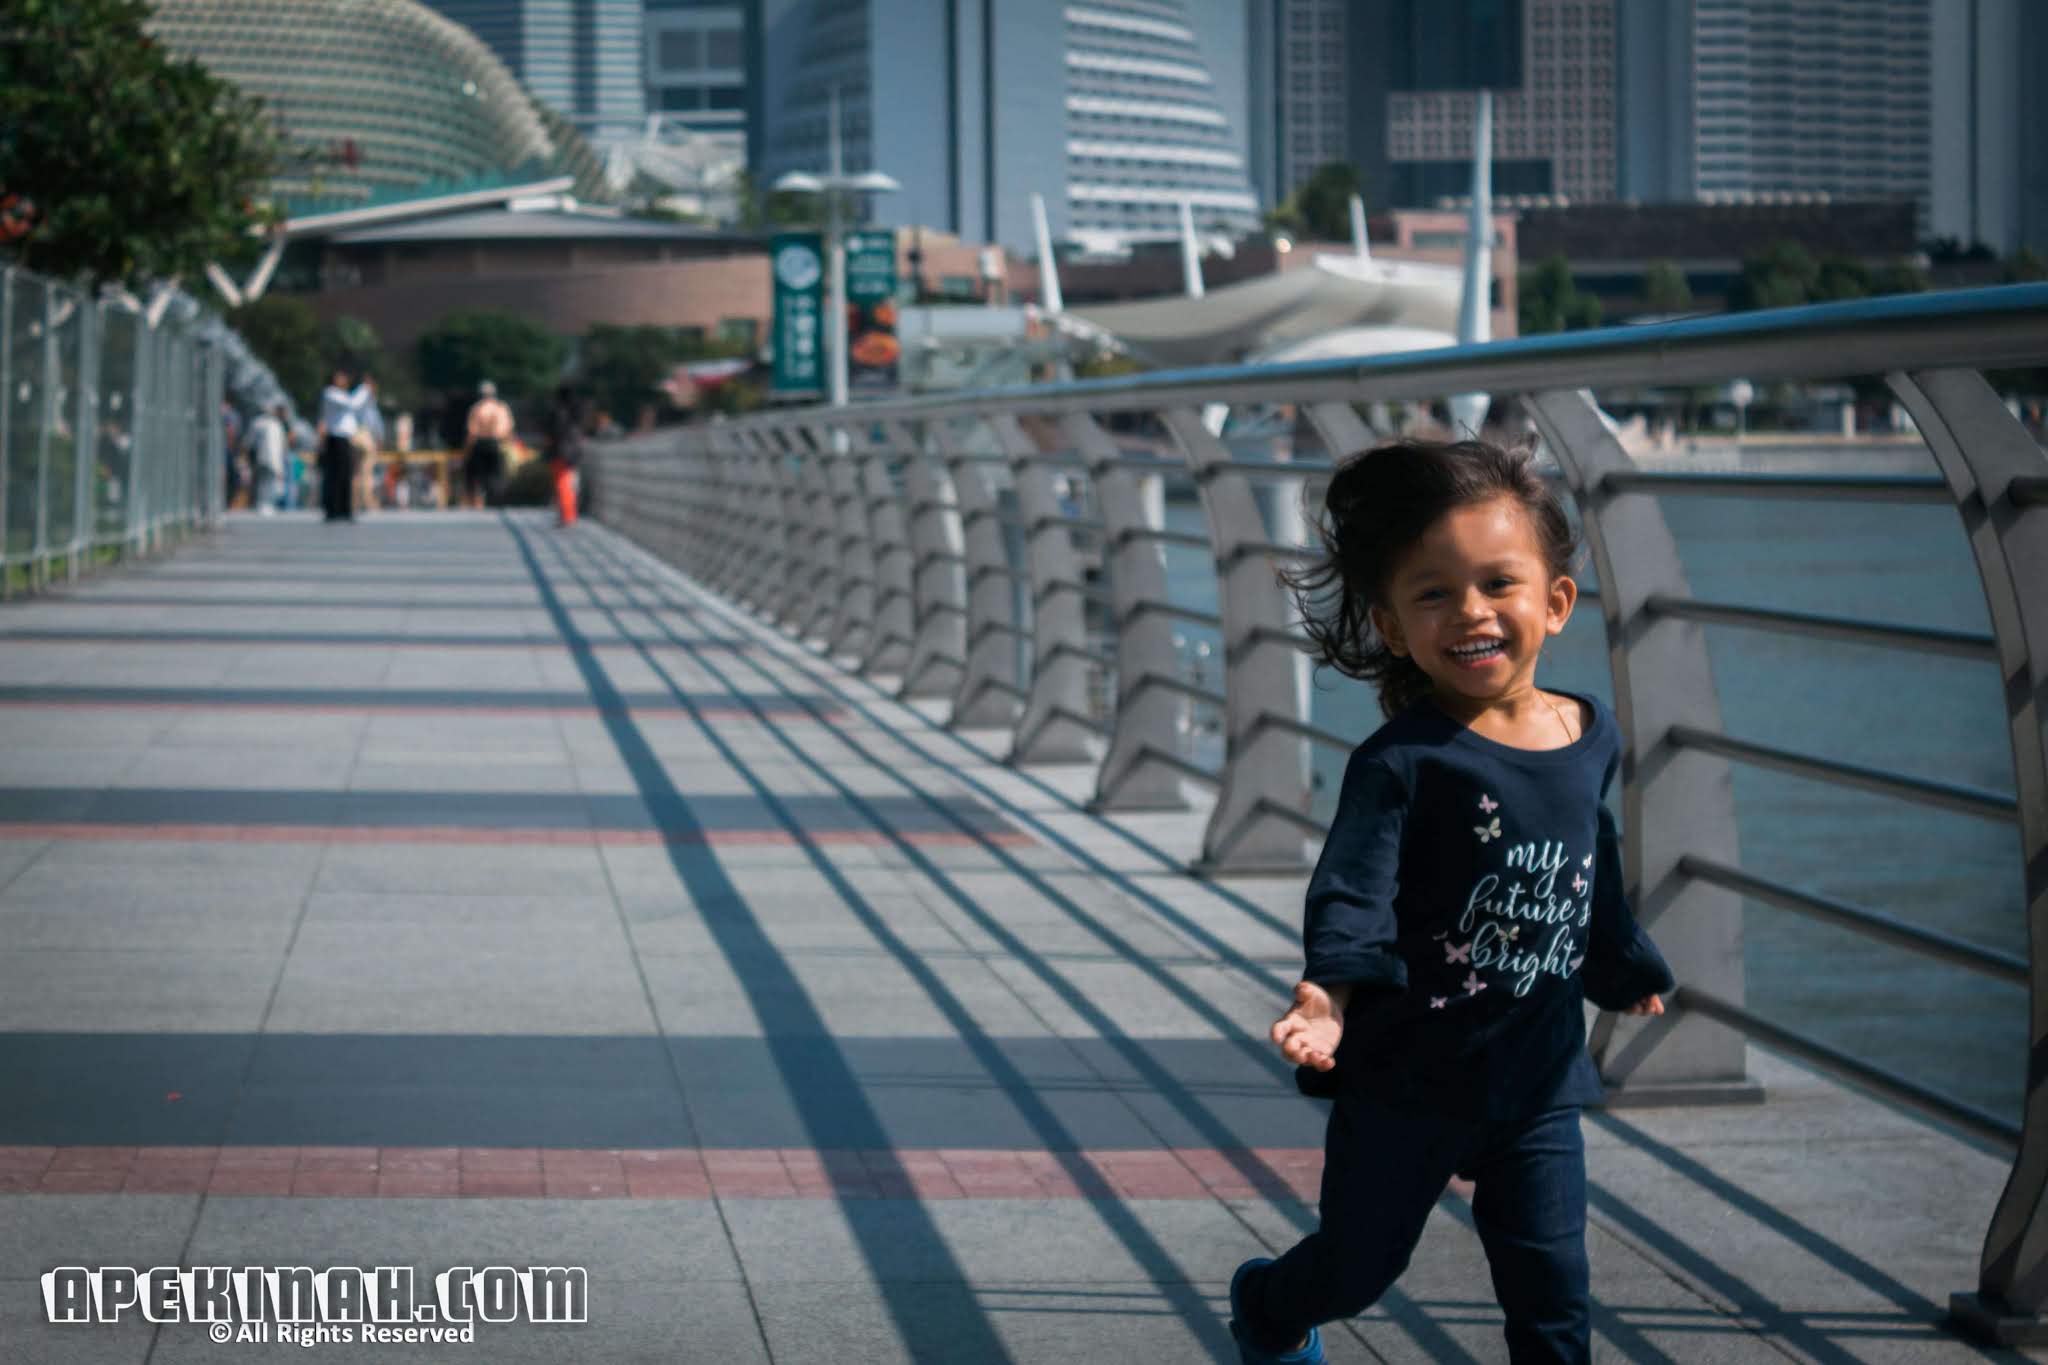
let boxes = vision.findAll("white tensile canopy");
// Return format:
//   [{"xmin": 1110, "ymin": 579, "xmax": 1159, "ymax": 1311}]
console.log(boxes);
[{"xmin": 1070, "ymin": 253, "xmax": 1463, "ymax": 371}]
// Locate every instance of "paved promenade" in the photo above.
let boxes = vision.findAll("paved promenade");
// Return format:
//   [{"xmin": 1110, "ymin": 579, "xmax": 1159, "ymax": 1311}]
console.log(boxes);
[{"xmin": 0, "ymin": 511, "xmax": 2034, "ymax": 1363}]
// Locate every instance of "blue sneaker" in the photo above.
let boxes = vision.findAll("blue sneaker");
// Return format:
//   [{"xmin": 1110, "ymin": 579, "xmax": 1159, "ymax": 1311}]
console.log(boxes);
[{"xmin": 1228, "ymin": 1257, "xmax": 1325, "ymax": 1364}]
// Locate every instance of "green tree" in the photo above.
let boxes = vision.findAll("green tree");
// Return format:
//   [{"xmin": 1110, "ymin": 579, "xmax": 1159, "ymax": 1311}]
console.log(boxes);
[
  {"xmin": 733, "ymin": 168, "xmax": 822, "ymax": 231},
  {"xmin": 1266, "ymin": 161, "xmax": 1367, "ymax": 242},
  {"xmin": 578, "ymin": 324, "xmax": 747, "ymax": 423},
  {"xmin": 2002, "ymin": 247, "xmax": 2047, "ymax": 284},
  {"xmin": 1518, "ymin": 255, "xmax": 1602, "ymax": 334},
  {"xmin": 228, "ymin": 295, "xmax": 326, "ymax": 411},
  {"xmin": 324, "ymin": 316, "xmax": 382, "ymax": 374},
  {"xmin": 0, "ymin": 0, "xmax": 279, "ymax": 286},
  {"xmin": 416, "ymin": 311, "xmax": 566, "ymax": 400},
  {"xmin": 1870, "ymin": 261, "xmax": 1929, "ymax": 296},
  {"xmin": 1811, "ymin": 255, "xmax": 1872, "ymax": 303},
  {"xmin": 1641, "ymin": 260, "xmax": 1692, "ymax": 314},
  {"xmin": 1728, "ymin": 241, "xmax": 1820, "ymax": 311}
]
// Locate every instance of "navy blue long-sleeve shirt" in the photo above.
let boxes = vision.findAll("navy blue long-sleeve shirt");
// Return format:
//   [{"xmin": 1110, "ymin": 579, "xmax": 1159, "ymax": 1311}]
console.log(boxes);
[{"xmin": 1301, "ymin": 688, "xmax": 1674, "ymax": 1118}]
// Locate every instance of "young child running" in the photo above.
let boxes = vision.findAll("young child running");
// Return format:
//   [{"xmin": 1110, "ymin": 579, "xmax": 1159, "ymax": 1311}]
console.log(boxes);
[{"xmin": 1228, "ymin": 438, "xmax": 1675, "ymax": 1364}]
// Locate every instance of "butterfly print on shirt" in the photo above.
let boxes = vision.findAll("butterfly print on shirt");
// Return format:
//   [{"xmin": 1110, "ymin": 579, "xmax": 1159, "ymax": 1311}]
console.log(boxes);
[
  {"xmin": 1478, "ymin": 793, "xmax": 1499, "ymax": 814},
  {"xmin": 1474, "ymin": 817, "xmax": 1501, "ymax": 844},
  {"xmin": 1462, "ymin": 971, "xmax": 1487, "ymax": 996},
  {"xmin": 1444, "ymin": 940, "xmax": 1473, "ymax": 965}
]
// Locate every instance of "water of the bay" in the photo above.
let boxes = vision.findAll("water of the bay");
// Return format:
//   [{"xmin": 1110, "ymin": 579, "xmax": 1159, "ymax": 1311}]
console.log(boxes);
[{"xmin": 1147, "ymin": 440, "xmax": 2024, "ymax": 1127}]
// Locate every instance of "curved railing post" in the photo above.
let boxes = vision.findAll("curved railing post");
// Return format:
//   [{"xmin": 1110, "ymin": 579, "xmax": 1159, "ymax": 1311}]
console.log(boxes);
[
  {"xmin": 796, "ymin": 427, "xmax": 845, "ymax": 642},
  {"xmin": 822, "ymin": 427, "xmax": 878, "ymax": 658},
  {"xmin": 1056, "ymin": 411, "xmax": 1188, "ymax": 811},
  {"xmin": 1525, "ymin": 389, "xmax": 1760, "ymax": 1104},
  {"xmin": 944, "ymin": 428, "xmax": 1026, "ymax": 729},
  {"xmin": 1159, "ymin": 407, "xmax": 1317, "ymax": 875},
  {"xmin": 701, "ymin": 427, "xmax": 751, "ymax": 596},
  {"xmin": 648, "ymin": 430, "xmax": 695, "ymax": 582},
  {"xmin": 990, "ymin": 414, "xmax": 1097, "ymax": 765},
  {"xmin": 729, "ymin": 430, "xmax": 783, "ymax": 615},
  {"xmin": 858, "ymin": 422, "xmax": 917, "ymax": 676},
  {"xmin": 1885, "ymin": 369, "xmax": 2048, "ymax": 1344},
  {"xmin": 900, "ymin": 422, "xmax": 969, "ymax": 701},
  {"xmin": 770, "ymin": 432, "xmax": 825, "ymax": 636}
]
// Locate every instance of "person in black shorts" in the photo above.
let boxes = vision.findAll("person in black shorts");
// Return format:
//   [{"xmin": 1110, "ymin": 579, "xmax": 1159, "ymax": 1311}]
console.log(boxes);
[{"xmin": 462, "ymin": 380, "xmax": 513, "ymax": 509}]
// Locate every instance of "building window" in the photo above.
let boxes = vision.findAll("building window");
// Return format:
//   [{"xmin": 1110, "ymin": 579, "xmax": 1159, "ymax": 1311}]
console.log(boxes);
[
  {"xmin": 707, "ymin": 85, "xmax": 744, "ymax": 110},
  {"xmin": 658, "ymin": 30, "xmax": 700, "ymax": 71},
  {"xmin": 706, "ymin": 27, "xmax": 743, "ymax": 69},
  {"xmin": 718, "ymin": 318, "xmax": 759, "ymax": 349}
]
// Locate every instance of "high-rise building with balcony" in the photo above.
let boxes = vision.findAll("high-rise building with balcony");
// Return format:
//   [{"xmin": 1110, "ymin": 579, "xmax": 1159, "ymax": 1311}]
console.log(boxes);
[
  {"xmin": 1619, "ymin": 0, "xmax": 1956, "ymax": 238},
  {"xmin": 645, "ymin": 0, "xmax": 753, "ymax": 145},
  {"xmin": 1690, "ymin": 0, "xmax": 1932, "ymax": 225},
  {"xmin": 759, "ymin": 0, "xmax": 1260, "ymax": 251}
]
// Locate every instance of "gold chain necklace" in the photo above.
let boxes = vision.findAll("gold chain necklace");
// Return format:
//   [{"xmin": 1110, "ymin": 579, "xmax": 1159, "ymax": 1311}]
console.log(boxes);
[{"xmin": 1541, "ymin": 691, "xmax": 1580, "ymax": 744}]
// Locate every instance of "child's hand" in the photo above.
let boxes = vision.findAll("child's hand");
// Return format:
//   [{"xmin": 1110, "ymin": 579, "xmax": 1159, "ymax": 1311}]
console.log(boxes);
[
  {"xmin": 1622, "ymin": 994, "xmax": 1665, "ymax": 1017},
  {"xmin": 1272, "ymin": 981, "xmax": 1345, "ymax": 1072}
]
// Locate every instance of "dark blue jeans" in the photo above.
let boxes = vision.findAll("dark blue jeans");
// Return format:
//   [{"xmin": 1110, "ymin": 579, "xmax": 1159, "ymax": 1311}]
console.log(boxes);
[{"xmin": 1240, "ymin": 1091, "xmax": 1590, "ymax": 1363}]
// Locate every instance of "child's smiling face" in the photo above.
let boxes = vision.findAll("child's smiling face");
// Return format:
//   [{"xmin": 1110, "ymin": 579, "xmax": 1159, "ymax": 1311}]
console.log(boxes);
[{"xmin": 1368, "ymin": 495, "xmax": 1577, "ymax": 703}]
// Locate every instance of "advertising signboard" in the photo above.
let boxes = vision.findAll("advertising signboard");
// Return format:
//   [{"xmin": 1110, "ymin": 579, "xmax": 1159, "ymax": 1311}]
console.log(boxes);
[
  {"xmin": 843, "ymin": 229, "xmax": 900, "ymax": 394},
  {"xmin": 770, "ymin": 231, "xmax": 824, "ymax": 398}
]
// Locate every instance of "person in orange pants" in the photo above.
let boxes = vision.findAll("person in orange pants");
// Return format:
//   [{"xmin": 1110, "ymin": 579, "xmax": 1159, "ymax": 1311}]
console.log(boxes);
[
  {"xmin": 553, "ymin": 457, "xmax": 578, "ymax": 527},
  {"xmin": 544, "ymin": 384, "xmax": 586, "ymax": 528}
]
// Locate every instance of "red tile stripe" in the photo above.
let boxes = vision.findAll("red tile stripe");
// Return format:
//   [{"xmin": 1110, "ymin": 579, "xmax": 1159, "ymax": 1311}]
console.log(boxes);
[
  {"xmin": 0, "ymin": 824, "xmax": 1036, "ymax": 849},
  {"xmin": 0, "ymin": 702, "xmax": 844, "ymax": 722},
  {"xmin": 0, "ymin": 637, "xmax": 742, "ymax": 652},
  {"xmin": 0, "ymin": 1145, "xmax": 1321, "ymax": 1201}
]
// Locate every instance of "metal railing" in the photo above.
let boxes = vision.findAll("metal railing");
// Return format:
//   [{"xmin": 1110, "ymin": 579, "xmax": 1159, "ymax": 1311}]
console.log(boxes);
[
  {"xmin": 589, "ymin": 283, "xmax": 2048, "ymax": 1342},
  {"xmin": 0, "ymin": 266, "xmax": 227, "ymax": 597}
]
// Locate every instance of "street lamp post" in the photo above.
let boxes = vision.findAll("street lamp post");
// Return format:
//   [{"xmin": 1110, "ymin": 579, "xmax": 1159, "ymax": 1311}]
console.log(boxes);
[{"xmin": 773, "ymin": 87, "xmax": 898, "ymax": 409}]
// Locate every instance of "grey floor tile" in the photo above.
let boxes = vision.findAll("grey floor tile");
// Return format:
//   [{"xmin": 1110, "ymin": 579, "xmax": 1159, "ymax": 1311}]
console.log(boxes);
[
  {"xmin": 0, "ymin": 1277, "xmax": 156, "ymax": 1365},
  {"xmin": 0, "ymin": 1197, "xmax": 201, "ymax": 1278},
  {"xmin": 0, "ymin": 949, "xmax": 281, "ymax": 1031},
  {"xmin": 265, "ymin": 942, "xmax": 656, "ymax": 1036},
  {"xmin": 314, "ymin": 844, "xmax": 610, "ymax": 896},
  {"xmin": 749, "ymin": 1279, "xmax": 1241, "ymax": 1365}
]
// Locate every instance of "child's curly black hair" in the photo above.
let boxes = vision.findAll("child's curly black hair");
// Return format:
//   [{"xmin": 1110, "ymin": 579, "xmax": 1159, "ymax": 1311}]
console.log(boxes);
[{"xmin": 1282, "ymin": 437, "xmax": 1581, "ymax": 719}]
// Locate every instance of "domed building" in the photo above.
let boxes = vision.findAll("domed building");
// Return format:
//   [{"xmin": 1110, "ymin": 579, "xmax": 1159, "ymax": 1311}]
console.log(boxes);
[{"xmin": 146, "ymin": 0, "xmax": 608, "ymax": 211}]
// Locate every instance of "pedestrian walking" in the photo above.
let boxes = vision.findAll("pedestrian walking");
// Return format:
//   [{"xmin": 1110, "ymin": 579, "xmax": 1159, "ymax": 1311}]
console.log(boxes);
[
  {"xmin": 543, "ymin": 383, "xmax": 586, "ymax": 528},
  {"xmin": 245, "ymin": 403, "xmax": 288, "ymax": 515},
  {"xmin": 315, "ymin": 368, "xmax": 371, "ymax": 523},
  {"xmin": 462, "ymin": 381, "xmax": 513, "ymax": 509},
  {"xmin": 1227, "ymin": 438, "xmax": 1674, "ymax": 1364}
]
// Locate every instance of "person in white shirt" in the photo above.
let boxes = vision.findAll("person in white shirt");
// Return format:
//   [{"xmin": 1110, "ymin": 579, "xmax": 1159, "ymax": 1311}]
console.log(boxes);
[
  {"xmin": 245, "ymin": 404, "xmax": 289, "ymax": 515},
  {"xmin": 316, "ymin": 369, "xmax": 372, "ymax": 522}
]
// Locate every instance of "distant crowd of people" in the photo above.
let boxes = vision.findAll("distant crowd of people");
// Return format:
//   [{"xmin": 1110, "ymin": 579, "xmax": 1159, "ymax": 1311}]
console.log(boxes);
[{"xmin": 222, "ymin": 371, "xmax": 590, "ymax": 527}]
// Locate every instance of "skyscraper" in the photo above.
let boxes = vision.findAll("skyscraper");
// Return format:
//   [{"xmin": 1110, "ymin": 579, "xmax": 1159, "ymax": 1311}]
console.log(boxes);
[
  {"xmin": 1691, "ymin": 0, "xmax": 1931, "ymax": 225},
  {"xmin": 1619, "ymin": 0, "xmax": 1957, "ymax": 237},
  {"xmin": 644, "ymin": 0, "xmax": 752, "ymax": 144},
  {"xmin": 422, "ymin": 0, "xmax": 647, "ymax": 144},
  {"xmin": 1929, "ymin": 0, "xmax": 2048, "ymax": 255},
  {"xmin": 1379, "ymin": 0, "xmax": 1610, "ymax": 207},
  {"xmin": 1249, "ymin": 0, "xmax": 1350, "ymax": 206},
  {"xmin": 759, "ymin": 0, "xmax": 1261, "ymax": 250},
  {"xmin": 1251, "ymin": 0, "xmax": 1622, "ymax": 215}
]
